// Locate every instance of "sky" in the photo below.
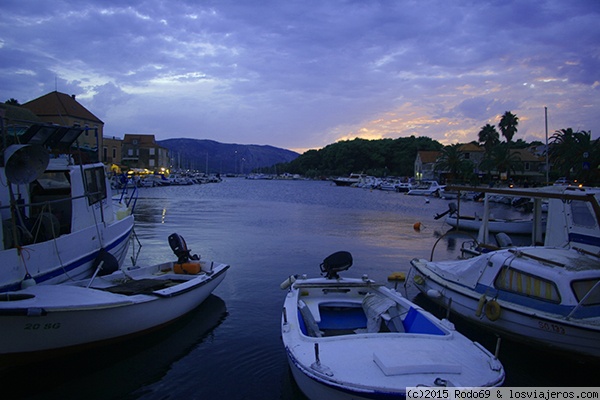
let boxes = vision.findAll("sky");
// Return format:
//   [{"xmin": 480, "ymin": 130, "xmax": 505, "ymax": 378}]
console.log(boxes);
[{"xmin": 1, "ymin": 0, "xmax": 599, "ymax": 153}]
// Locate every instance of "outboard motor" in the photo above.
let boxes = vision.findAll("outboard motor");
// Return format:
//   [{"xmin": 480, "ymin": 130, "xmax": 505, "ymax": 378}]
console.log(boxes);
[
  {"xmin": 168, "ymin": 233, "xmax": 200, "ymax": 264},
  {"xmin": 320, "ymin": 251, "xmax": 353, "ymax": 279},
  {"xmin": 434, "ymin": 202, "xmax": 457, "ymax": 220}
]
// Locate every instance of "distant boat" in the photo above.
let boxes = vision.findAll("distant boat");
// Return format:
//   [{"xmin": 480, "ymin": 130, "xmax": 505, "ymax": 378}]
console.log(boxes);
[
  {"xmin": 445, "ymin": 214, "xmax": 539, "ymax": 235},
  {"xmin": 395, "ymin": 181, "xmax": 416, "ymax": 193},
  {"xmin": 332, "ymin": 173, "xmax": 365, "ymax": 187},
  {"xmin": 406, "ymin": 180, "xmax": 445, "ymax": 196}
]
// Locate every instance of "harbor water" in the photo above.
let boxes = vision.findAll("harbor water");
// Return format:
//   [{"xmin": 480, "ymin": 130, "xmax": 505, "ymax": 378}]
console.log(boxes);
[{"xmin": 5, "ymin": 178, "xmax": 597, "ymax": 399}]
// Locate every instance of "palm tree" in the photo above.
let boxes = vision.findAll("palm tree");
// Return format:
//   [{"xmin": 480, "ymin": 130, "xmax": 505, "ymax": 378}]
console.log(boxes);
[
  {"xmin": 478, "ymin": 124, "xmax": 500, "ymax": 152},
  {"xmin": 550, "ymin": 129, "xmax": 599, "ymax": 182},
  {"xmin": 479, "ymin": 143, "xmax": 522, "ymax": 182},
  {"xmin": 498, "ymin": 111, "xmax": 519, "ymax": 144},
  {"xmin": 434, "ymin": 144, "xmax": 473, "ymax": 183}
]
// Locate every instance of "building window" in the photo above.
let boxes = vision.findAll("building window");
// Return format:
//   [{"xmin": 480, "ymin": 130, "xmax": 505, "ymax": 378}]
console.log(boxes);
[
  {"xmin": 133, "ymin": 139, "xmax": 138, "ymax": 145},
  {"xmin": 128, "ymin": 149, "xmax": 133, "ymax": 156},
  {"xmin": 150, "ymin": 148, "xmax": 155, "ymax": 156},
  {"xmin": 112, "ymin": 147, "xmax": 117, "ymax": 158},
  {"xmin": 524, "ymin": 162, "xmax": 530, "ymax": 171}
]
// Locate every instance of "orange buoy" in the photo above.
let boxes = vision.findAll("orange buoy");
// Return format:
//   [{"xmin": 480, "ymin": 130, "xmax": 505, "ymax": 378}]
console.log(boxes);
[{"xmin": 413, "ymin": 222, "xmax": 422, "ymax": 231}]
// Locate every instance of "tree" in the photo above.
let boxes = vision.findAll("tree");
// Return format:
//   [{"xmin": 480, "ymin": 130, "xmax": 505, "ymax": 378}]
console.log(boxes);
[
  {"xmin": 549, "ymin": 128, "xmax": 599, "ymax": 183},
  {"xmin": 480, "ymin": 143, "xmax": 523, "ymax": 181},
  {"xmin": 434, "ymin": 144, "xmax": 473, "ymax": 183},
  {"xmin": 498, "ymin": 111, "xmax": 519, "ymax": 144},
  {"xmin": 4, "ymin": 98, "xmax": 20, "ymax": 106},
  {"xmin": 477, "ymin": 124, "xmax": 500, "ymax": 153}
]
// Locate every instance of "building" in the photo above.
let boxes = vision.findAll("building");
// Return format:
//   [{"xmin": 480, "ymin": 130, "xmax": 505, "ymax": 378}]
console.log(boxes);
[
  {"xmin": 121, "ymin": 134, "xmax": 169, "ymax": 172},
  {"xmin": 102, "ymin": 136, "xmax": 123, "ymax": 168},
  {"xmin": 414, "ymin": 151, "xmax": 441, "ymax": 181},
  {"xmin": 22, "ymin": 91, "xmax": 103, "ymax": 154}
]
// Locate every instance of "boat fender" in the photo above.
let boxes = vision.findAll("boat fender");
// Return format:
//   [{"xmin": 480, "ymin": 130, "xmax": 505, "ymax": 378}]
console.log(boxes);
[
  {"xmin": 94, "ymin": 248, "xmax": 119, "ymax": 276},
  {"xmin": 387, "ymin": 272, "xmax": 406, "ymax": 281},
  {"xmin": 426, "ymin": 289, "xmax": 441, "ymax": 298},
  {"xmin": 280, "ymin": 275, "xmax": 296, "ymax": 290},
  {"xmin": 475, "ymin": 295, "xmax": 486, "ymax": 317},
  {"xmin": 485, "ymin": 299, "xmax": 501, "ymax": 321},
  {"xmin": 413, "ymin": 275, "xmax": 424, "ymax": 285},
  {"xmin": 174, "ymin": 262, "xmax": 203, "ymax": 275}
]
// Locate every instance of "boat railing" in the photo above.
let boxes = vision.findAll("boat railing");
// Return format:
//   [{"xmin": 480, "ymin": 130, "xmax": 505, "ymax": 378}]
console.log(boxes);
[{"xmin": 117, "ymin": 182, "xmax": 138, "ymax": 213}]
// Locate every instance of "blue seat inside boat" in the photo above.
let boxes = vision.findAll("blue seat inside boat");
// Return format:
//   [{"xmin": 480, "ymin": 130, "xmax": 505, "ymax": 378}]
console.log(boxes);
[
  {"xmin": 317, "ymin": 305, "xmax": 367, "ymax": 330},
  {"xmin": 402, "ymin": 307, "xmax": 444, "ymax": 335}
]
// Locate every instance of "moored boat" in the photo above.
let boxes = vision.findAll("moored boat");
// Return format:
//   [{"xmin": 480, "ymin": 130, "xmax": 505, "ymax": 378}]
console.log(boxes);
[
  {"xmin": 281, "ymin": 251, "xmax": 504, "ymax": 400},
  {"xmin": 0, "ymin": 233, "xmax": 229, "ymax": 362},
  {"xmin": 332, "ymin": 173, "xmax": 365, "ymax": 187},
  {"xmin": 0, "ymin": 122, "xmax": 134, "ymax": 292},
  {"xmin": 444, "ymin": 214, "xmax": 537, "ymax": 235},
  {"xmin": 406, "ymin": 180, "xmax": 445, "ymax": 196},
  {"xmin": 409, "ymin": 185, "xmax": 600, "ymax": 359}
]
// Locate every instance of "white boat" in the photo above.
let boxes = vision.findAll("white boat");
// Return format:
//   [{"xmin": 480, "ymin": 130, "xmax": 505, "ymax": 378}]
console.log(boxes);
[
  {"xmin": 406, "ymin": 180, "xmax": 445, "ymax": 196},
  {"xmin": 409, "ymin": 185, "xmax": 600, "ymax": 359},
  {"xmin": 444, "ymin": 214, "xmax": 537, "ymax": 235},
  {"xmin": 0, "ymin": 233, "xmax": 228, "ymax": 359},
  {"xmin": 395, "ymin": 182, "xmax": 415, "ymax": 193},
  {"xmin": 281, "ymin": 251, "xmax": 504, "ymax": 400},
  {"xmin": 0, "ymin": 123, "xmax": 134, "ymax": 293},
  {"xmin": 332, "ymin": 173, "xmax": 365, "ymax": 187}
]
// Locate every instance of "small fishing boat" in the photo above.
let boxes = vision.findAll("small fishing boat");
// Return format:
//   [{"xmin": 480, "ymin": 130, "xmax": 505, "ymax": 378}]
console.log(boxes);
[
  {"xmin": 0, "ymin": 233, "xmax": 229, "ymax": 362},
  {"xmin": 410, "ymin": 185, "xmax": 600, "ymax": 359},
  {"xmin": 281, "ymin": 251, "xmax": 504, "ymax": 400}
]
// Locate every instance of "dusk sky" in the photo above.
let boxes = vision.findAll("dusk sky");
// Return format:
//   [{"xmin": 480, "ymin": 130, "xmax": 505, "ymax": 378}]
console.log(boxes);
[{"xmin": 1, "ymin": 0, "xmax": 599, "ymax": 153}]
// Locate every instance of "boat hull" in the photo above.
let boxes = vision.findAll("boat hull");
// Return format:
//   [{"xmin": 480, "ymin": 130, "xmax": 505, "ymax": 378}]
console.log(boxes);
[
  {"xmin": 0, "ymin": 215, "xmax": 134, "ymax": 292},
  {"xmin": 0, "ymin": 261, "xmax": 228, "ymax": 356},
  {"xmin": 410, "ymin": 259, "xmax": 600, "ymax": 359},
  {"xmin": 445, "ymin": 215, "xmax": 534, "ymax": 234}
]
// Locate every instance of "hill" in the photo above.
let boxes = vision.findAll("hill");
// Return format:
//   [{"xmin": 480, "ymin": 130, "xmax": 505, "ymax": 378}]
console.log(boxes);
[{"xmin": 158, "ymin": 138, "xmax": 299, "ymax": 174}]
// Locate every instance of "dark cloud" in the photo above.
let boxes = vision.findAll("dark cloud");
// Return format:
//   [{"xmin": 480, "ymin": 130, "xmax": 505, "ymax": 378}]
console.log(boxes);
[{"xmin": 0, "ymin": 0, "xmax": 598, "ymax": 151}]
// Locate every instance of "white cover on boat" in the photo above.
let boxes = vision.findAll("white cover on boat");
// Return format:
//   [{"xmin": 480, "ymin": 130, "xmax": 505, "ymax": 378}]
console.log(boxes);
[
  {"xmin": 423, "ymin": 254, "xmax": 493, "ymax": 289},
  {"xmin": 362, "ymin": 293, "xmax": 395, "ymax": 332}
]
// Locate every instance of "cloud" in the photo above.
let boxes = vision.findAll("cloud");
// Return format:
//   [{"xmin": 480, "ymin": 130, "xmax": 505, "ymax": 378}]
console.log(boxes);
[{"xmin": 1, "ymin": 0, "xmax": 598, "ymax": 152}]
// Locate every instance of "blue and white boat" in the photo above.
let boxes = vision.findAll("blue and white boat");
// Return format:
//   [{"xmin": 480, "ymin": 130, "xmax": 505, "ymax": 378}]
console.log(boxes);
[
  {"xmin": 0, "ymin": 122, "xmax": 134, "ymax": 293},
  {"xmin": 281, "ymin": 251, "xmax": 504, "ymax": 400},
  {"xmin": 410, "ymin": 185, "xmax": 600, "ymax": 359}
]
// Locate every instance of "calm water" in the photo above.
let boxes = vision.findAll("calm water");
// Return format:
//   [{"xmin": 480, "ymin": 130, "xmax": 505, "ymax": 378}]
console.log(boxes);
[{"xmin": 6, "ymin": 179, "xmax": 597, "ymax": 399}]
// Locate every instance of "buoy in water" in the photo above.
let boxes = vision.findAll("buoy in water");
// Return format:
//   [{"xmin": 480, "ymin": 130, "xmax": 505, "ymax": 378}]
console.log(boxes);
[
  {"xmin": 413, "ymin": 222, "xmax": 422, "ymax": 231},
  {"xmin": 387, "ymin": 272, "xmax": 406, "ymax": 281}
]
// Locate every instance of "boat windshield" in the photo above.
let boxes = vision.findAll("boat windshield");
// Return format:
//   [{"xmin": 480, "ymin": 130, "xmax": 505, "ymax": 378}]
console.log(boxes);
[{"xmin": 571, "ymin": 279, "xmax": 600, "ymax": 306}]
